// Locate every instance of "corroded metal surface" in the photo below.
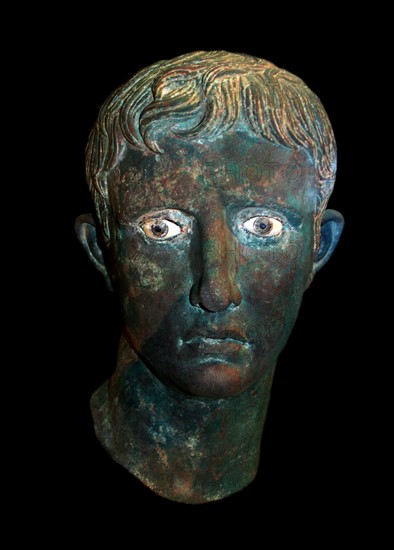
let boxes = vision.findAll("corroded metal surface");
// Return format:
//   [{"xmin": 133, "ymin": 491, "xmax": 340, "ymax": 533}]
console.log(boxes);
[{"xmin": 76, "ymin": 51, "xmax": 344, "ymax": 503}]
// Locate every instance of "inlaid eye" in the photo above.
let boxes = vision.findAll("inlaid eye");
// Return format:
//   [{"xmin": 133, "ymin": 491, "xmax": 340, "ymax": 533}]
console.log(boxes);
[
  {"xmin": 243, "ymin": 216, "xmax": 283, "ymax": 237},
  {"xmin": 141, "ymin": 218, "xmax": 182, "ymax": 240}
]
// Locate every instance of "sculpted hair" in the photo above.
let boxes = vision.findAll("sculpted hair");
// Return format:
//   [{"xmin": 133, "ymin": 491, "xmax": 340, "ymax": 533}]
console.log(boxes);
[{"xmin": 86, "ymin": 51, "xmax": 336, "ymax": 244}]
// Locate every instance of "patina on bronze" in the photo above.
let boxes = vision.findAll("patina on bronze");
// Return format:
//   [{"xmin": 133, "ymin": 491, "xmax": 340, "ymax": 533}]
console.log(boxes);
[{"xmin": 76, "ymin": 51, "xmax": 344, "ymax": 503}]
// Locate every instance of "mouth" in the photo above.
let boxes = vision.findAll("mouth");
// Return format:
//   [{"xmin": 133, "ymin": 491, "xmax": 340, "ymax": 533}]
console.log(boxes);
[
  {"xmin": 181, "ymin": 330, "xmax": 250, "ymax": 358},
  {"xmin": 183, "ymin": 329, "xmax": 248, "ymax": 345}
]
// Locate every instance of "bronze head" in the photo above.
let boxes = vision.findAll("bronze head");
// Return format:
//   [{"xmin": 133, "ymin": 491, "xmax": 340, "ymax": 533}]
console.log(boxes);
[{"xmin": 76, "ymin": 51, "xmax": 343, "ymax": 503}]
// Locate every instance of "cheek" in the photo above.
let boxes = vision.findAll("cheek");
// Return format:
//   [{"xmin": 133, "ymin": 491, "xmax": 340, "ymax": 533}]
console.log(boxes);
[
  {"xmin": 237, "ymin": 256, "xmax": 303, "ymax": 354},
  {"xmin": 127, "ymin": 254, "xmax": 167, "ymax": 293},
  {"xmin": 241, "ymin": 257, "xmax": 301, "ymax": 310},
  {"xmin": 113, "ymin": 238, "xmax": 192, "ymax": 339},
  {"xmin": 238, "ymin": 234, "xmax": 313, "ymax": 318}
]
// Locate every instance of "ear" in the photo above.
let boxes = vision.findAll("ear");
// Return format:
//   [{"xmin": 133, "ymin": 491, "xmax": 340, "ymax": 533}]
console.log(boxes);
[
  {"xmin": 310, "ymin": 209, "xmax": 344, "ymax": 281},
  {"xmin": 75, "ymin": 213, "xmax": 113, "ymax": 291}
]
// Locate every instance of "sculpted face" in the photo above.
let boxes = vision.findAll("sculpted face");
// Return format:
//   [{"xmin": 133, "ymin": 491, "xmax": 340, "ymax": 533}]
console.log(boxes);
[{"xmin": 105, "ymin": 131, "xmax": 317, "ymax": 398}]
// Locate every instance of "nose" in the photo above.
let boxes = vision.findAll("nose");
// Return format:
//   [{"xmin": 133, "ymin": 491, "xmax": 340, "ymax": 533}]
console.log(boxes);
[{"xmin": 190, "ymin": 215, "xmax": 242, "ymax": 312}]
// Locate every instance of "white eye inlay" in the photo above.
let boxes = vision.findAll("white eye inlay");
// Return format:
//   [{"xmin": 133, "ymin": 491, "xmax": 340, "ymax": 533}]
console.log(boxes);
[
  {"xmin": 243, "ymin": 216, "xmax": 283, "ymax": 237},
  {"xmin": 141, "ymin": 218, "xmax": 182, "ymax": 240}
]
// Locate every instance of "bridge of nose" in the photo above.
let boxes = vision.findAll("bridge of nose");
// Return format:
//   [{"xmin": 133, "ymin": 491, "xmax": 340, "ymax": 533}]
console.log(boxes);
[{"xmin": 192, "ymin": 194, "xmax": 242, "ymax": 311}]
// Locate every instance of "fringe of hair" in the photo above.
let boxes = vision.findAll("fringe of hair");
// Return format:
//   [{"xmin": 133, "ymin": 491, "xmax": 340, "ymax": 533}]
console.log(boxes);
[{"xmin": 86, "ymin": 51, "xmax": 336, "ymax": 245}]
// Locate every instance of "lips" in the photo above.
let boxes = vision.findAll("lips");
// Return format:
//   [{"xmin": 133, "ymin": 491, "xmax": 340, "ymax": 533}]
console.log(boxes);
[
  {"xmin": 183, "ymin": 328, "xmax": 248, "ymax": 345},
  {"xmin": 181, "ymin": 327, "xmax": 251, "ymax": 360}
]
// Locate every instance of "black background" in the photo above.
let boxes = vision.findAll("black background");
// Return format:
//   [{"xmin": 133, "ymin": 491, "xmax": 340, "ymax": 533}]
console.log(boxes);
[{"xmin": 23, "ymin": 18, "xmax": 381, "ymax": 540}]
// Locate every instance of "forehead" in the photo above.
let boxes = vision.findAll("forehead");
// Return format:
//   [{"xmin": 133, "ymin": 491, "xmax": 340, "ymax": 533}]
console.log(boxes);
[{"xmin": 109, "ymin": 131, "xmax": 316, "ymax": 219}]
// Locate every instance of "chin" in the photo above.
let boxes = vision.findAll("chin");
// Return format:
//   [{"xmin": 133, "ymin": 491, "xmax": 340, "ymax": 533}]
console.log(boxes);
[{"xmin": 172, "ymin": 361, "xmax": 257, "ymax": 399}]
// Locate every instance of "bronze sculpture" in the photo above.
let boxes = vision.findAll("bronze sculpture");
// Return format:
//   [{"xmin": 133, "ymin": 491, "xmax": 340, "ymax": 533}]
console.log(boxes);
[{"xmin": 76, "ymin": 51, "xmax": 344, "ymax": 503}]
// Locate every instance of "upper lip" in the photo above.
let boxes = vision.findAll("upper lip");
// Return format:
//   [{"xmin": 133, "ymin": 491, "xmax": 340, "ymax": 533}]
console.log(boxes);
[{"xmin": 183, "ymin": 329, "xmax": 248, "ymax": 344}]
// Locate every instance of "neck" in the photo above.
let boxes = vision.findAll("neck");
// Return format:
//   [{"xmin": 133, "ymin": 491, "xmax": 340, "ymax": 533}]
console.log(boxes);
[{"xmin": 91, "ymin": 334, "xmax": 275, "ymax": 503}]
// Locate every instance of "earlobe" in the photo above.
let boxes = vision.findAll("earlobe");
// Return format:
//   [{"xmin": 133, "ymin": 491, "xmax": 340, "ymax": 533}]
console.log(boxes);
[
  {"xmin": 309, "ymin": 209, "xmax": 344, "ymax": 284},
  {"xmin": 75, "ymin": 213, "xmax": 113, "ymax": 291}
]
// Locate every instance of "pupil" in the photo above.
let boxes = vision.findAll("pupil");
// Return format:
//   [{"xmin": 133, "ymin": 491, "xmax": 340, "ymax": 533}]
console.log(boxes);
[
  {"xmin": 153, "ymin": 224, "xmax": 163, "ymax": 234},
  {"xmin": 253, "ymin": 216, "xmax": 272, "ymax": 235},
  {"xmin": 150, "ymin": 220, "xmax": 169, "ymax": 238}
]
